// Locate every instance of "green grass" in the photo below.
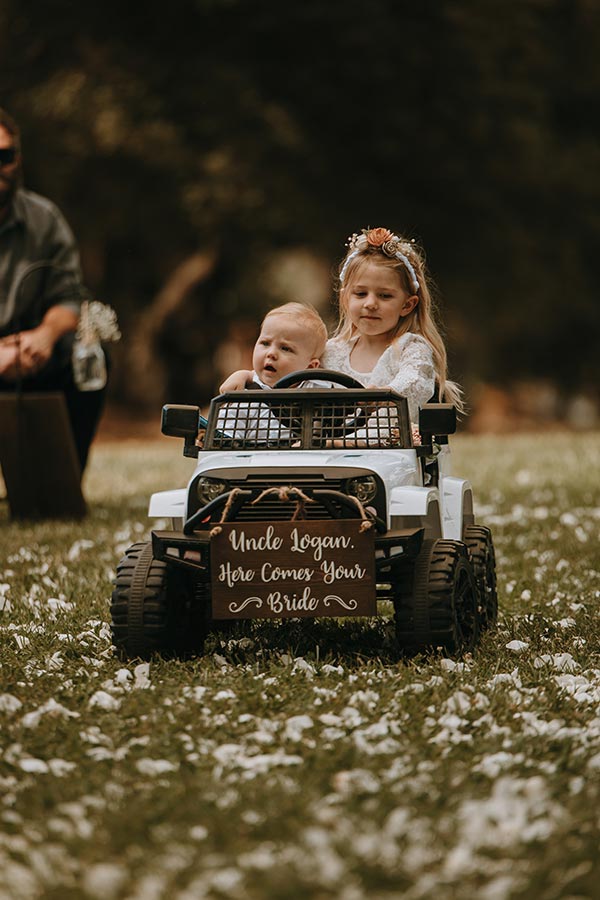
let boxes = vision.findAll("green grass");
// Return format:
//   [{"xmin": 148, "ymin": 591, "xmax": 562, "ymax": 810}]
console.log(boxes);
[{"xmin": 1, "ymin": 433, "xmax": 599, "ymax": 899}]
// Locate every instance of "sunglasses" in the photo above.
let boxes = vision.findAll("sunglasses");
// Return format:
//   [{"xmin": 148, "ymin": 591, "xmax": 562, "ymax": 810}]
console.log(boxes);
[{"xmin": 0, "ymin": 147, "xmax": 17, "ymax": 166}]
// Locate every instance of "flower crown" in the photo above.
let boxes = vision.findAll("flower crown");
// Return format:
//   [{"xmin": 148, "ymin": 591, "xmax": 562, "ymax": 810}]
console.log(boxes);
[{"xmin": 340, "ymin": 227, "xmax": 420, "ymax": 293}]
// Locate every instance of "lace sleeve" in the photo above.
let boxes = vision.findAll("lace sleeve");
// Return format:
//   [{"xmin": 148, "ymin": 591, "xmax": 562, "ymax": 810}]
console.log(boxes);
[
  {"xmin": 386, "ymin": 336, "xmax": 435, "ymax": 419},
  {"xmin": 321, "ymin": 339, "xmax": 350, "ymax": 375}
]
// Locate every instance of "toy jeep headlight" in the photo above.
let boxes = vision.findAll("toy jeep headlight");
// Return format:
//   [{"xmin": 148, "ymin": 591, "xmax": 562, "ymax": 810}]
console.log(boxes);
[
  {"xmin": 345, "ymin": 475, "xmax": 378, "ymax": 504},
  {"xmin": 196, "ymin": 477, "xmax": 228, "ymax": 505}
]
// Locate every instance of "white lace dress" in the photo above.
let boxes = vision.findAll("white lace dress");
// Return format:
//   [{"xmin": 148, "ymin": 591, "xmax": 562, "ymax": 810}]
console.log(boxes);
[{"xmin": 322, "ymin": 332, "xmax": 435, "ymax": 421}]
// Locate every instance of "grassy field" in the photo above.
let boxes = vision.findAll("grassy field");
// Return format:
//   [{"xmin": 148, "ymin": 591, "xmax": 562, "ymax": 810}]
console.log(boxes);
[{"xmin": 1, "ymin": 432, "xmax": 599, "ymax": 899}]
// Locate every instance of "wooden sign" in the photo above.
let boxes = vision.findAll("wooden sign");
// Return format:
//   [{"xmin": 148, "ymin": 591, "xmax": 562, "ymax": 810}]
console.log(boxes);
[{"xmin": 210, "ymin": 520, "xmax": 376, "ymax": 619}]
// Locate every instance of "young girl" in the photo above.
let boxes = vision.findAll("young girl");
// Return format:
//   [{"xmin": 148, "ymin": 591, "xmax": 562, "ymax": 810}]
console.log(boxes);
[
  {"xmin": 220, "ymin": 227, "xmax": 462, "ymax": 421},
  {"xmin": 322, "ymin": 226, "xmax": 462, "ymax": 420}
]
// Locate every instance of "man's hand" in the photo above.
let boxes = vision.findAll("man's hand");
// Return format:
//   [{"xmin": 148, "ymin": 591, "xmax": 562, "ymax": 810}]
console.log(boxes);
[
  {"xmin": 14, "ymin": 325, "xmax": 56, "ymax": 374},
  {"xmin": 0, "ymin": 306, "xmax": 79, "ymax": 379},
  {"xmin": 219, "ymin": 369, "xmax": 254, "ymax": 392},
  {"xmin": 0, "ymin": 340, "xmax": 20, "ymax": 380}
]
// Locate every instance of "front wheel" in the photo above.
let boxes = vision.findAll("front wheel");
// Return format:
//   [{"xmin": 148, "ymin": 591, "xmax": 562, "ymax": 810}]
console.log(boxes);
[
  {"xmin": 110, "ymin": 542, "xmax": 208, "ymax": 660},
  {"xmin": 394, "ymin": 539, "xmax": 480, "ymax": 655}
]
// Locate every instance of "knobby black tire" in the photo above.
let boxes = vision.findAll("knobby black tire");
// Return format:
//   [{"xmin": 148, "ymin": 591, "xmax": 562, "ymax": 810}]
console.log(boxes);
[
  {"xmin": 464, "ymin": 525, "xmax": 498, "ymax": 630},
  {"xmin": 394, "ymin": 539, "xmax": 480, "ymax": 656},
  {"xmin": 110, "ymin": 541, "xmax": 207, "ymax": 660}
]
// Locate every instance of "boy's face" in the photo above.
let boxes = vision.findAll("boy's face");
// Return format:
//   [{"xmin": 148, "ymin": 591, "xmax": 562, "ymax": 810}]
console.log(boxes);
[{"xmin": 252, "ymin": 314, "xmax": 320, "ymax": 387}]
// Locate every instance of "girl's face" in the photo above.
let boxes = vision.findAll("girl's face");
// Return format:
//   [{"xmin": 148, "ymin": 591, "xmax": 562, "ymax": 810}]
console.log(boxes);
[{"xmin": 346, "ymin": 261, "xmax": 417, "ymax": 340}]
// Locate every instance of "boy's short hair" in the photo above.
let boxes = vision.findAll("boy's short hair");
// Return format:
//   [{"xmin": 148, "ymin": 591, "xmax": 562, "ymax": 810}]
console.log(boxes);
[{"xmin": 262, "ymin": 302, "xmax": 328, "ymax": 359}]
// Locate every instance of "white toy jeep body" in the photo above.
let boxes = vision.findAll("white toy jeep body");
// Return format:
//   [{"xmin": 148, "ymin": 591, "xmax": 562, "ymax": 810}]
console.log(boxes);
[{"xmin": 111, "ymin": 372, "xmax": 497, "ymax": 659}]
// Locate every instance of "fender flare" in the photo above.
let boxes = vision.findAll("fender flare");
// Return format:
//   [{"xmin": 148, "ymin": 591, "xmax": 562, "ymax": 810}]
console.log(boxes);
[
  {"xmin": 148, "ymin": 489, "xmax": 187, "ymax": 519},
  {"xmin": 441, "ymin": 476, "xmax": 475, "ymax": 540},
  {"xmin": 389, "ymin": 486, "xmax": 443, "ymax": 538}
]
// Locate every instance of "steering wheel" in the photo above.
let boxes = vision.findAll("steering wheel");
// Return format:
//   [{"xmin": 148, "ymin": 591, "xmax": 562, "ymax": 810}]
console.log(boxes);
[
  {"xmin": 273, "ymin": 369, "xmax": 365, "ymax": 389},
  {"xmin": 273, "ymin": 369, "xmax": 367, "ymax": 440}
]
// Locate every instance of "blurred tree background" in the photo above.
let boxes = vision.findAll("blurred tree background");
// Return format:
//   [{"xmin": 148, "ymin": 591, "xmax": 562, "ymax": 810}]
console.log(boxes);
[{"xmin": 1, "ymin": 0, "xmax": 599, "ymax": 425}]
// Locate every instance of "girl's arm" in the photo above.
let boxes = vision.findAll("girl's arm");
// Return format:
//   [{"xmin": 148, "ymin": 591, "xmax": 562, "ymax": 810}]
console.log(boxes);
[
  {"xmin": 219, "ymin": 369, "xmax": 254, "ymax": 392},
  {"xmin": 386, "ymin": 336, "xmax": 436, "ymax": 413}
]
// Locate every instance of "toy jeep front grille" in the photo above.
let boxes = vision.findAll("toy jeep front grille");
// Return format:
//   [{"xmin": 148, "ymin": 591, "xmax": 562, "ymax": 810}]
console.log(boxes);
[
  {"xmin": 188, "ymin": 469, "xmax": 387, "ymax": 524},
  {"xmin": 213, "ymin": 475, "xmax": 345, "ymax": 521},
  {"xmin": 204, "ymin": 389, "xmax": 412, "ymax": 451}
]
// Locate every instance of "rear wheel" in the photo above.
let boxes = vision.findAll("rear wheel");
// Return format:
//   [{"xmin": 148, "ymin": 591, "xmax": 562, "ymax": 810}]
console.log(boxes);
[
  {"xmin": 394, "ymin": 539, "xmax": 480, "ymax": 655},
  {"xmin": 110, "ymin": 542, "xmax": 208, "ymax": 659},
  {"xmin": 464, "ymin": 525, "xmax": 498, "ymax": 630}
]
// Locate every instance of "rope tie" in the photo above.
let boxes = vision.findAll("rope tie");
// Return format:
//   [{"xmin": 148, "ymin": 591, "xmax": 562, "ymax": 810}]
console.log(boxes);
[
  {"xmin": 209, "ymin": 487, "xmax": 247, "ymax": 536},
  {"xmin": 251, "ymin": 485, "xmax": 315, "ymax": 521},
  {"xmin": 209, "ymin": 485, "xmax": 373, "ymax": 533},
  {"xmin": 345, "ymin": 495, "xmax": 374, "ymax": 532}
]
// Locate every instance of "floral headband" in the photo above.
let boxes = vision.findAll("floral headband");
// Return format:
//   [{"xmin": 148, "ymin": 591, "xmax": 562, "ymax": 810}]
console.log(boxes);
[{"xmin": 340, "ymin": 227, "xmax": 420, "ymax": 293}]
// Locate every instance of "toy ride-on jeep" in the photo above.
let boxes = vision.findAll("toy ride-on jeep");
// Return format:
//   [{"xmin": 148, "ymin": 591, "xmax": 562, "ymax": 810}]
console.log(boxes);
[{"xmin": 110, "ymin": 371, "xmax": 497, "ymax": 660}]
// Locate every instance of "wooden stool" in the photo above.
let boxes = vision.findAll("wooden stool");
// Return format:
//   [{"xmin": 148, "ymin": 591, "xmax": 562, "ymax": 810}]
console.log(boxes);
[{"xmin": 0, "ymin": 392, "xmax": 86, "ymax": 519}]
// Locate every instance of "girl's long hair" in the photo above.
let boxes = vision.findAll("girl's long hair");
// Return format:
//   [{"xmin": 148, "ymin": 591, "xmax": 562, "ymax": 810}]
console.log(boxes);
[{"xmin": 333, "ymin": 239, "xmax": 464, "ymax": 411}]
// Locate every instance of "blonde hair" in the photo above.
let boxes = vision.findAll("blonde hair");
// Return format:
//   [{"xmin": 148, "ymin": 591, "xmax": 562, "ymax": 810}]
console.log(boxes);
[
  {"xmin": 262, "ymin": 301, "xmax": 327, "ymax": 360},
  {"xmin": 334, "ymin": 235, "xmax": 463, "ymax": 411}
]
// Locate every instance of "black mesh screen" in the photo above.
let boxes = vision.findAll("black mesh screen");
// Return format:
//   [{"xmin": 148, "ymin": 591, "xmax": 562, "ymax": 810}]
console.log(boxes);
[{"xmin": 204, "ymin": 389, "xmax": 411, "ymax": 451}]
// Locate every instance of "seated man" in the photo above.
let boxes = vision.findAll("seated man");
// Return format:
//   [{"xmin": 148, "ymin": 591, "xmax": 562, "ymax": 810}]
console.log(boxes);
[{"xmin": 0, "ymin": 107, "xmax": 106, "ymax": 475}]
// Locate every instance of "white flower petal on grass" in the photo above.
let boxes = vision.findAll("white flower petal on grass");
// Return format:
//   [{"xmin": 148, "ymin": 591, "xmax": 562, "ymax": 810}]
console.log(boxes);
[
  {"xmin": 189, "ymin": 825, "xmax": 209, "ymax": 841},
  {"xmin": 114, "ymin": 668, "xmax": 133, "ymax": 687},
  {"xmin": 488, "ymin": 669, "xmax": 522, "ymax": 688},
  {"xmin": 209, "ymin": 869, "xmax": 243, "ymax": 894},
  {"xmin": 47, "ymin": 597, "xmax": 75, "ymax": 614},
  {"xmin": 88, "ymin": 691, "xmax": 121, "ymax": 711},
  {"xmin": 473, "ymin": 752, "xmax": 524, "ymax": 779},
  {"xmin": 0, "ymin": 693, "xmax": 23, "ymax": 714},
  {"xmin": 318, "ymin": 713, "xmax": 343, "ymax": 727},
  {"xmin": 212, "ymin": 744, "xmax": 302, "ymax": 778},
  {"xmin": 237, "ymin": 843, "xmax": 279, "ymax": 871},
  {"xmin": 440, "ymin": 658, "xmax": 468, "ymax": 673},
  {"xmin": 133, "ymin": 662, "xmax": 151, "ymax": 689},
  {"xmin": 13, "ymin": 634, "xmax": 31, "ymax": 649},
  {"xmin": 506, "ymin": 640, "xmax": 529, "ymax": 653},
  {"xmin": 321, "ymin": 664, "xmax": 344, "ymax": 676},
  {"xmin": 214, "ymin": 689, "xmax": 236, "ymax": 701},
  {"xmin": 552, "ymin": 653, "xmax": 579, "ymax": 672},
  {"xmin": 82, "ymin": 862, "xmax": 128, "ymax": 899},
  {"xmin": 453, "ymin": 775, "xmax": 565, "ymax": 853},
  {"xmin": 560, "ymin": 512, "xmax": 578, "ymax": 527},
  {"xmin": 284, "ymin": 715, "xmax": 314, "ymax": 741},
  {"xmin": 136, "ymin": 758, "xmax": 179, "ymax": 776},
  {"xmin": 587, "ymin": 753, "xmax": 600, "ymax": 771},
  {"xmin": 67, "ymin": 539, "xmax": 95, "ymax": 561},
  {"xmin": 21, "ymin": 699, "xmax": 80, "ymax": 729},
  {"xmin": 189, "ymin": 686, "xmax": 208, "ymax": 702},
  {"xmin": 332, "ymin": 768, "xmax": 381, "ymax": 796},
  {"xmin": 48, "ymin": 759, "xmax": 77, "ymax": 777},
  {"xmin": 292, "ymin": 657, "xmax": 316, "ymax": 679},
  {"xmin": 444, "ymin": 691, "xmax": 472, "ymax": 715},
  {"xmin": 213, "ymin": 653, "xmax": 228, "ymax": 667},
  {"xmin": 19, "ymin": 758, "xmax": 49, "ymax": 774},
  {"xmin": 0, "ymin": 591, "xmax": 12, "ymax": 612}
]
